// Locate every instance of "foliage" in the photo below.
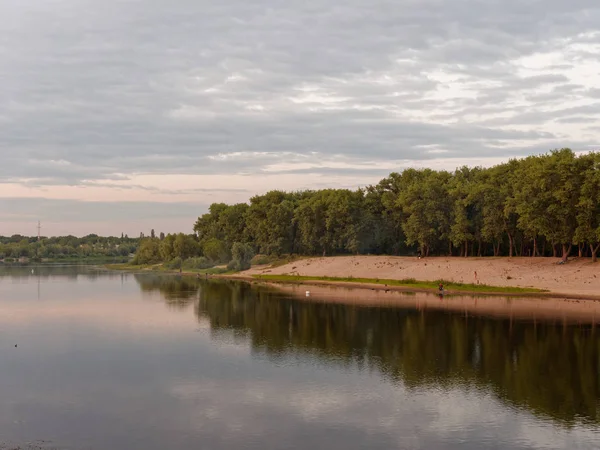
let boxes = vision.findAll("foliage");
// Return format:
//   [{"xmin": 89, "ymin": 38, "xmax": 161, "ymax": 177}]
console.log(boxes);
[
  {"xmin": 131, "ymin": 238, "xmax": 161, "ymax": 265},
  {"xmin": 189, "ymin": 149, "xmax": 600, "ymax": 260},
  {"xmin": 164, "ymin": 257, "xmax": 183, "ymax": 270},
  {"xmin": 202, "ymin": 238, "xmax": 230, "ymax": 263},
  {"xmin": 0, "ymin": 234, "xmax": 140, "ymax": 261},
  {"xmin": 228, "ymin": 242, "xmax": 255, "ymax": 271},
  {"xmin": 182, "ymin": 257, "xmax": 214, "ymax": 270},
  {"xmin": 250, "ymin": 254, "xmax": 273, "ymax": 266}
]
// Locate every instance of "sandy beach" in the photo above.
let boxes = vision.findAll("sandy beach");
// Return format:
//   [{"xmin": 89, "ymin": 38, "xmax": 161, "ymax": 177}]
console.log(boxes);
[{"xmin": 243, "ymin": 255, "xmax": 600, "ymax": 298}]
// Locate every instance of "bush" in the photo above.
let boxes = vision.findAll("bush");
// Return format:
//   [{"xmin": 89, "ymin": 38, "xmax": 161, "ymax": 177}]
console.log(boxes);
[
  {"xmin": 227, "ymin": 260, "xmax": 242, "ymax": 271},
  {"xmin": 202, "ymin": 238, "xmax": 230, "ymax": 263},
  {"xmin": 250, "ymin": 254, "xmax": 272, "ymax": 266},
  {"xmin": 182, "ymin": 257, "xmax": 214, "ymax": 270},
  {"xmin": 164, "ymin": 257, "xmax": 183, "ymax": 269},
  {"xmin": 230, "ymin": 242, "xmax": 255, "ymax": 271}
]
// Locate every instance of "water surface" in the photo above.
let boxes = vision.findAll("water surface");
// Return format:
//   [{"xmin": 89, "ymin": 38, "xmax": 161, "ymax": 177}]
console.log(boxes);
[{"xmin": 0, "ymin": 265, "xmax": 599, "ymax": 449}]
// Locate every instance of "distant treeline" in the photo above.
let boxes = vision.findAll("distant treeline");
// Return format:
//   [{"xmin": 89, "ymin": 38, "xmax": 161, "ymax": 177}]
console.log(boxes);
[
  {"xmin": 0, "ymin": 234, "xmax": 140, "ymax": 261},
  {"xmin": 191, "ymin": 149, "xmax": 600, "ymax": 261}
]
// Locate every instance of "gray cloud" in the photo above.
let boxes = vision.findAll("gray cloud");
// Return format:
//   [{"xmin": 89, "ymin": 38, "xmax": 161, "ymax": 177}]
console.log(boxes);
[
  {"xmin": 0, "ymin": 198, "xmax": 207, "ymax": 223},
  {"xmin": 1, "ymin": 0, "xmax": 599, "ymax": 188}
]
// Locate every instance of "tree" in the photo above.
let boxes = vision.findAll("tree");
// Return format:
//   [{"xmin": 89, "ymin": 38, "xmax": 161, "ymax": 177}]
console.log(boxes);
[
  {"xmin": 228, "ymin": 242, "xmax": 255, "ymax": 271},
  {"xmin": 202, "ymin": 238, "xmax": 229, "ymax": 263},
  {"xmin": 246, "ymin": 191, "xmax": 296, "ymax": 255},
  {"xmin": 398, "ymin": 169, "xmax": 452, "ymax": 256},
  {"xmin": 575, "ymin": 153, "xmax": 600, "ymax": 261},
  {"xmin": 150, "ymin": 229, "xmax": 155, "ymax": 239},
  {"xmin": 514, "ymin": 150, "xmax": 580, "ymax": 261},
  {"xmin": 132, "ymin": 238, "xmax": 161, "ymax": 264}
]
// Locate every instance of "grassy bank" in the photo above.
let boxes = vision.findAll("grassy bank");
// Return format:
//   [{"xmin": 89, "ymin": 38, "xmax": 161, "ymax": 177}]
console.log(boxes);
[{"xmin": 252, "ymin": 274, "xmax": 547, "ymax": 294}]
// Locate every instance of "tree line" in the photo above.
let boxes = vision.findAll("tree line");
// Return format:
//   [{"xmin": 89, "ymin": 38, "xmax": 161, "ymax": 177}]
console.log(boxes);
[
  {"xmin": 190, "ymin": 149, "xmax": 600, "ymax": 262},
  {"xmin": 0, "ymin": 234, "xmax": 140, "ymax": 261}
]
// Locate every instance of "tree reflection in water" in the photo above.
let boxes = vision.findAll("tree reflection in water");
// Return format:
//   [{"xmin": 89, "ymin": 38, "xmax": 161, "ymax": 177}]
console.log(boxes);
[{"xmin": 134, "ymin": 276, "xmax": 600, "ymax": 427}]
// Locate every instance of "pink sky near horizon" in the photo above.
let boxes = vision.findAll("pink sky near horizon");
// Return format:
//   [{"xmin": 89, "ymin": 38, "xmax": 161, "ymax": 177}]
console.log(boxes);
[{"xmin": 0, "ymin": 156, "xmax": 520, "ymax": 237}]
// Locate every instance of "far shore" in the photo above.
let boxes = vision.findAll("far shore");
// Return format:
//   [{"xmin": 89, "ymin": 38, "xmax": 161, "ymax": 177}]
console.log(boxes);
[{"xmin": 108, "ymin": 255, "xmax": 600, "ymax": 300}]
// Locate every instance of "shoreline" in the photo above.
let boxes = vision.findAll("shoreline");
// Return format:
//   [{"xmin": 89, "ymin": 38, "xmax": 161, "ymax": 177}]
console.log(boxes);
[
  {"xmin": 105, "ymin": 255, "xmax": 600, "ymax": 301},
  {"xmin": 217, "ymin": 274, "xmax": 600, "ymax": 301}
]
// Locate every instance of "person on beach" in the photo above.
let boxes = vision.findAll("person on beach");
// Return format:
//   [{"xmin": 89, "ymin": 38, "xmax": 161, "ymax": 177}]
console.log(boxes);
[{"xmin": 474, "ymin": 271, "xmax": 478, "ymax": 284}]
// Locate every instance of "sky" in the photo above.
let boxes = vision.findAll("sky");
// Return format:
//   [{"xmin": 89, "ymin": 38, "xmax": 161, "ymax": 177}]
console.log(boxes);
[{"xmin": 1, "ymin": 0, "xmax": 599, "ymax": 237}]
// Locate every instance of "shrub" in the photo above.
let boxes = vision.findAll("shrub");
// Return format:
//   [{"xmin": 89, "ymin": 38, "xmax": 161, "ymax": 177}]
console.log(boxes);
[
  {"xmin": 250, "ymin": 254, "xmax": 272, "ymax": 266},
  {"xmin": 182, "ymin": 257, "xmax": 214, "ymax": 270},
  {"xmin": 164, "ymin": 257, "xmax": 183, "ymax": 269},
  {"xmin": 202, "ymin": 238, "xmax": 229, "ymax": 263},
  {"xmin": 229, "ymin": 242, "xmax": 255, "ymax": 271}
]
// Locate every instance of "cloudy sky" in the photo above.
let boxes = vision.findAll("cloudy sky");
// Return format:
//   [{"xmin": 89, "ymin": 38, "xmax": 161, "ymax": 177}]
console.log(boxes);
[{"xmin": 1, "ymin": 0, "xmax": 599, "ymax": 236}]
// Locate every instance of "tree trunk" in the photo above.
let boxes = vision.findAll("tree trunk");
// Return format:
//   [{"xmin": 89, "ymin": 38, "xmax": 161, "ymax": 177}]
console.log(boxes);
[
  {"xmin": 477, "ymin": 239, "xmax": 482, "ymax": 257},
  {"xmin": 552, "ymin": 244, "xmax": 557, "ymax": 258},
  {"xmin": 520, "ymin": 239, "xmax": 524, "ymax": 257},
  {"xmin": 425, "ymin": 245, "xmax": 430, "ymax": 257},
  {"xmin": 591, "ymin": 243, "xmax": 600, "ymax": 262},
  {"xmin": 533, "ymin": 238, "xmax": 538, "ymax": 257},
  {"xmin": 508, "ymin": 233, "xmax": 514, "ymax": 257},
  {"xmin": 464, "ymin": 241, "xmax": 468, "ymax": 257},
  {"xmin": 579, "ymin": 243, "xmax": 584, "ymax": 258},
  {"xmin": 448, "ymin": 241, "xmax": 452, "ymax": 256},
  {"xmin": 561, "ymin": 243, "xmax": 572, "ymax": 262}
]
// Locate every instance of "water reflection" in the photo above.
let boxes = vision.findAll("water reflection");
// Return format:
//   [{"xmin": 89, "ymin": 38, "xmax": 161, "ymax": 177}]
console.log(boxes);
[
  {"xmin": 135, "ymin": 274, "xmax": 200, "ymax": 310},
  {"xmin": 133, "ymin": 275, "xmax": 600, "ymax": 428},
  {"xmin": 0, "ymin": 264, "xmax": 118, "ymax": 281}
]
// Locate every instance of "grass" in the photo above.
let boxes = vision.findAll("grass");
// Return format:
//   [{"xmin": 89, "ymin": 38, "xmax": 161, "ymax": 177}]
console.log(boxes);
[{"xmin": 251, "ymin": 274, "xmax": 547, "ymax": 294}]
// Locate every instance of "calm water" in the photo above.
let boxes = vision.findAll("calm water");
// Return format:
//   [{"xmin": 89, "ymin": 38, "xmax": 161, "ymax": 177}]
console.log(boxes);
[{"xmin": 0, "ymin": 266, "xmax": 599, "ymax": 450}]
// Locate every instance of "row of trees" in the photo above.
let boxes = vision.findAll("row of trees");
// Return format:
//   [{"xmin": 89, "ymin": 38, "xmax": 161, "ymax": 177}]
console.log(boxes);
[
  {"xmin": 0, "ymin": 234, "xmax": 140, "ymax": 261},
  {"xmin": 132, "ymin": 232, "xmax": 255, "ymax": 271},
  {"xmin": 192, "ymin": 149, "xmax": 600, "ymax": 261}
]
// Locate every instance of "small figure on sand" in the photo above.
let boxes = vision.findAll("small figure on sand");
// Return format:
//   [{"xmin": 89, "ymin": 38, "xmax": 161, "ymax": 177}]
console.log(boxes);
[
  {"xmin": 417, "ymin": 250, "xmax": 422, "ymax": 259},
  {"xmin": 474, "ymin": 271, "xmax": 479, "ymax": 285}
]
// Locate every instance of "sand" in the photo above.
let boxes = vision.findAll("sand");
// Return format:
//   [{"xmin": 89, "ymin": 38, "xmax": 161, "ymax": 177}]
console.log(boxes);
[{"xmin": 243, "ymin": 255, "xmax": 600, "ymax": 298}]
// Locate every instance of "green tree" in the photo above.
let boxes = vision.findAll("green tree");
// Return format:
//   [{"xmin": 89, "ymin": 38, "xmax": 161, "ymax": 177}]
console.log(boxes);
[
  {"xmin": 132, "ymin": 238, "xmax": 161, "ymax": 264},
  {"xmin": 229, "ymin": 242, "xmax": 255, "ymax": 271},
  {"xmin": 202, "ymin": 238, "xmax": 229, "ymax": 263},
  {"xmin": 575, "ymin": 153, "xmax": 600, "ymax": 261}
]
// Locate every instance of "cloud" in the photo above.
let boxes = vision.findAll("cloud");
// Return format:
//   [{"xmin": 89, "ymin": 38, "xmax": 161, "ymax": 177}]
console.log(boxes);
[{"xmin": 1, "ymin": 0, "xmax": 599, "ymax": 233}]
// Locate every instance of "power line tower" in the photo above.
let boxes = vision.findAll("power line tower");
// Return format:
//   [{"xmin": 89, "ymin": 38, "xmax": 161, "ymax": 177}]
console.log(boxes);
[{"xmin": 37, "ymin": 221, "xmax": 41, "ymax": 241}]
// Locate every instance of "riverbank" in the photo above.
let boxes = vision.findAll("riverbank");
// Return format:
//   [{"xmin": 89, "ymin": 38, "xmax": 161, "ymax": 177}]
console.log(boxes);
[
  {"xmin": 106, "ymin": 255, "xmax": 600, "ymax": 299},
  {"xmin": 240, "ymin": 255, "xmax": 600, "ymax": 299}
]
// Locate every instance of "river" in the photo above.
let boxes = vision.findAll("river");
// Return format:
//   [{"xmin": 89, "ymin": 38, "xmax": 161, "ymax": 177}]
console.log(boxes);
[{"xmin": 0, "ymin": 265, "xmax": 599, "ymax": 449}]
